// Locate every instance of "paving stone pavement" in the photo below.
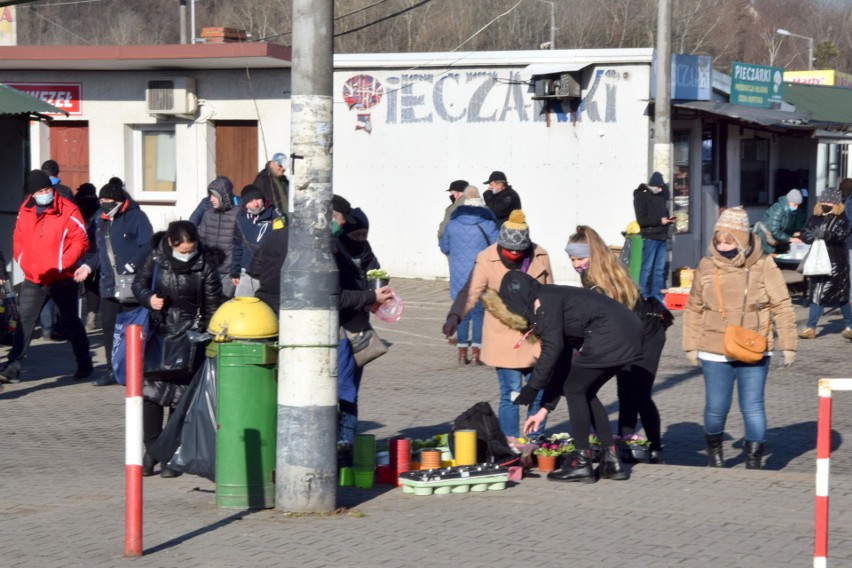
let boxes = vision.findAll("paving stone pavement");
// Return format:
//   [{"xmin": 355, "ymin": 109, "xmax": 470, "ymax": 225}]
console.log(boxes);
[{"xmin": 1, "ymin": 277, "xmax": 852, "ymax": 567}]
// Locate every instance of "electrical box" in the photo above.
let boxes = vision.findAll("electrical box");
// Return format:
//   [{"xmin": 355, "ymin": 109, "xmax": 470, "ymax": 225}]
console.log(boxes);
[
  {"xmin": 146, "ymin": 77, "xmax": 197, "ymax": 116},
  {"xmin": 532, "ymin": 73, "xmax": 581, "ymax": 100}
]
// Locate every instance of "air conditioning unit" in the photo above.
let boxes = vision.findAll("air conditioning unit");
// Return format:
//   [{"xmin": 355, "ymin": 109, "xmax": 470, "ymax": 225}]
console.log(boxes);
[
  {"xmin": 146, "ymin": 77, "xmax": 197, "ymax": 115},
  {"xmin": 532, "ymin": 73, "xmax": 581, "ymax": 100}
]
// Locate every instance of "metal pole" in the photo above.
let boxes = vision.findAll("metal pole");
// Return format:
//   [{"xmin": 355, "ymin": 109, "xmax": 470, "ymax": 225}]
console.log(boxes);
[
  {"xmin": 189, "ymin": 0, "xmax": 196, "ymax": 44},
  {"xmin": 276, "ymin": 0, "xmax": 338, "ymax": 513},
  {"xmin": 179, "ymin": 0, "xmax": 187, "ymax": 45},
  {"xmin": 124, "ymin": 324, "xmax": 143, "ymax": 558},
  {"xmin": 808, "ymin": 38, "xmax": 814, "ymax": 71},
  {"xmin": 549, "ymin": 2, "xmax": 555, "ymax": 49},
  {"xmin": 653, "ymin": 0, "xmax": 673, "ymax": 289}
]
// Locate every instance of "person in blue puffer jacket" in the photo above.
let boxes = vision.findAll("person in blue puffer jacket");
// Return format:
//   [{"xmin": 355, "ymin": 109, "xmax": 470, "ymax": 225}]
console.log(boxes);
[
  {"xmin": 440, "ymin": 186, "xmax": 498, "ymax": 365},
  {"xmin": 231, "ymin": 184, "xmax": 282, "ymax": 297},
  {"xmin": 75, "ymin": 178, "xmax": 153, "ymax": 385}
]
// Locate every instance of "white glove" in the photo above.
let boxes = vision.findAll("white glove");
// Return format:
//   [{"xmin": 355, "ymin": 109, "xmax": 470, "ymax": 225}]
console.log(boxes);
[
  {"xmin": 685, "ymin": 350, "xmax": 699, "ymax": 367},
  {"xmin": 783, "ymin": 350, "xmax": 796, "ymax": 367}
]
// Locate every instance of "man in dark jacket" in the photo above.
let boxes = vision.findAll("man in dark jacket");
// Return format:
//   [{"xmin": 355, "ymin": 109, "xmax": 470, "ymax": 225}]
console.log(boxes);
[
  {"xmin": 231, "ymin": 185, "xmax": 282, "ymax": 297},
  {"xmin": 633, "ymin": 171, "xmax": 674, "ymax": 303},
  {"xmin": 483, "ymin": 170, "xmax": 521, "ymax": 226},
  {"xmin": 437, "ymin": 179, "xmax": 469, "ymax": 243},
  {"xmin": 252, "ymin": 152, "xmax": 289, "ymax": 215},
  {"xmin": 0, "ymin": 170, "xmax": 91, "ymax": 384},
  {"xmin": 76, "ymin": 179, "xmax": 153, "ymax": 385},
  {"xmin": 198, "ymin": 176, "xmax": 239, "ymax": 298}
]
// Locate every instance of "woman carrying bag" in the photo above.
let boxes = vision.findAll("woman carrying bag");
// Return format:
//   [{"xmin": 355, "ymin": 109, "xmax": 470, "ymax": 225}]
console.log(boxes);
[
  {"xmin": 132, "ymin": 221, "xmax": 223, "ymax": 477},
  {"xmin": 683, "ymin": 207, "xmax": 797, "ymax": 470},
  {"xmin": 797, "ymin": 187, "xmax": 852, "ymax": 339}
]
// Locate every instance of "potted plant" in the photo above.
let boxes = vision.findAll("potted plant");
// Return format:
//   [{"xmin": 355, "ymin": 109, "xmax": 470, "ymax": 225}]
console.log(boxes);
[
  {"xmin": 533, "ymin": 442, "xmax": 569, "ymax": 472},
  {"xmin": 588, "ymin": 434, "xmax": 602, "ymax": 463},
  {"xmin": 366, "ymin": 268, "xmax": 390, "ymax": 290},
  {"xmin": 617, "ymin": 434, "xmax": 651, "ymax": 463}
]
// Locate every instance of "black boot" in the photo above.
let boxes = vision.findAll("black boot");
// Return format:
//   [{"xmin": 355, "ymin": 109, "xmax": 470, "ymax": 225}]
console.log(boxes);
[
  {"xmin": 547, "ymin": 449, "xmax": 597, "ymax": 483},
  {"xmin": 744, "ymin": 441, "xmax": 765, "ymax": 470},
  {"xmin": 142, "ymin": 453, "xmax": 157, "ymax": 477},
  {"xmin": 705, "ymin": 433, "xmax": 725, "ymax": 468},
  {"xmin": 649, "ymin": 448, "xmax": 665, "ymax": 464},
  {"xmin": 597, "ymin": 445, "xmax": 629, "ymax": 480}
]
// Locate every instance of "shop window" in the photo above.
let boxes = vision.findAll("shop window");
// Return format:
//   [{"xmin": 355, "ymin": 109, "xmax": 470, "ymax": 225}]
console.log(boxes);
[
  {"xmin": 740, "ymin": 138, "xmax": 769, "ymax": 206},
  {"xmin": 130, "ymin": 126, "xmax": 176, "ymax": 198},
  {"xmin": 672, "ymin": 130, "xmax": 690, "ymax": 234}
]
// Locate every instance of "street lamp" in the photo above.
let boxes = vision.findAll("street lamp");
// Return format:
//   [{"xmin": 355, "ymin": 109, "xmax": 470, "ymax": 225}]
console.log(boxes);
[
  {"xmin": 533, "ymin": 0, "xmax": 556, "ymax": 50},
  {"xmin": 776, "ymin": 28, "xmax": 814, "ymax": 70}
]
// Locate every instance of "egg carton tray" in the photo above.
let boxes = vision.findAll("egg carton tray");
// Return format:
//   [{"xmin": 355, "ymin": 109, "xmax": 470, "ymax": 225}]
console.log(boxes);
[{"xmin": 398, "ymin": 464, "xmax": 509, "ymax": 496}]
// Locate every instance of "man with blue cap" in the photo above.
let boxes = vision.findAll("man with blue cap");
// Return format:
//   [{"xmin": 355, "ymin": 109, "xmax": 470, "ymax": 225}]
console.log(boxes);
[{"xmin": 252, "ymin": 152, "xmax": 290, "ymax": 215}]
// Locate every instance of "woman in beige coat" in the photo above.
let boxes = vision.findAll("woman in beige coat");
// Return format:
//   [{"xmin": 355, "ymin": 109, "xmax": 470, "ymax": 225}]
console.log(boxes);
[
  {"xmin": 683, "ymin": 207, "xmax": 797, "ymax": 470},
  {"xmin": 442, "ymin": 211, "xmax": 553, "ymax": 438}
]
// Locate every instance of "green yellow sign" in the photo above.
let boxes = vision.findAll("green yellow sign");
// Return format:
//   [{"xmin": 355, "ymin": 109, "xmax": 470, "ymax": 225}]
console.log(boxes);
[{"xmin": 731, "ymin": 61, "xmax": 784, "ymax": 108}]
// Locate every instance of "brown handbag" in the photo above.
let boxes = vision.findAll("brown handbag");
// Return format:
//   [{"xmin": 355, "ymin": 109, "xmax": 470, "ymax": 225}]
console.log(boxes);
[{"xmin": 715, "ymin": 268, "xmax": 770, "ymax": 364}]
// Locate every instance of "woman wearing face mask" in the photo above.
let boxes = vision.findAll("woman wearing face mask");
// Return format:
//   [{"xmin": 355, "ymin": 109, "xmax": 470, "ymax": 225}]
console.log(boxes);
[
  {"xmin": 566, "ymin": 226, "xmax": 671, "ymax": 463},
  {"xmin": 131, "ymin": 221, "xmax": 224, "ymax": 476},
  {"xmin": 798, "ymin": 187, "xmax": 852, "ymax": 339},
  {"xmin": 753, "ymin": 189, "xmax": 804, "ymax": 254},
  {"xmin": 74, "ymin": 179, "xmax": 153, "ymax": 386},
  {"xmin": 683, "ymin": 207, "xmax": 797, "ymax": 470},
  {"xmin": 231, "ymin": 185, "xmax": 282, "ymax": 298},
  {"xmin": 332, "ymin": 197, "xmax": 393, "ymax": 443}
]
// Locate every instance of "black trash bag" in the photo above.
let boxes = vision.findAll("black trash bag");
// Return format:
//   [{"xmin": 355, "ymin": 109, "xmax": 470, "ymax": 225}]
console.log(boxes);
[
  {"xmin": 449, "ymin": 401, "xmax": 517, "ymax": 465},
  {"xmin": 149, "ymin": 357, "xmax": 217, "ymax": 481}
]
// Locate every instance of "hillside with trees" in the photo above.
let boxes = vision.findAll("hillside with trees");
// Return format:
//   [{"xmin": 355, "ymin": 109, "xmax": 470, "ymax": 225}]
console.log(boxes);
[{"xmin": 13, "ymin": 0, "xmax": 852, "ymax": 73}]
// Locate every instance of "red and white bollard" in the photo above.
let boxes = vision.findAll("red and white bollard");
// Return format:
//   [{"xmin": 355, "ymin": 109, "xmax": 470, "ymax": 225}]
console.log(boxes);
[
  {"xmin": 814, "ymin": 378, "xmax": 852, "ymax": 568},
  {"xmin": 125, "ymin": 324, "xmax": 144, "ymax": 557}
]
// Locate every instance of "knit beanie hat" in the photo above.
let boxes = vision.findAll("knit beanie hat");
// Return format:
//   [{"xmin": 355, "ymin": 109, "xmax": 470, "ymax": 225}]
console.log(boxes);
[
  {"xmin": 649, "ymin": 171, "xmax": 665, "ymax": 187},
  {"xmin": 343, "ymin": 207, "xmax": 369, "ymax": 233},
  {"xmin": 714, "ymin": 206, "xmax": 751, "ymax": 248},
  {"xmin": 98, "ymin": 181, "xmax": 126, "ymax": 201},
  {"xmin": 820, "ymin": 187, "xmax": 842, "ymax": 204},
  {"xmin": 786, "ymin": 189, "xmax": 802, "ymax": 204},
  {"xmin": 498, "ymin": 210, "xmax": 531, "ymax": 251},
  {"xmin": 240, "ymin": 184, "xmax": 263, "ymax": 205},
  {"xmin": 26, "ymin": 170, "xmax": 53, "ymax": 194}
]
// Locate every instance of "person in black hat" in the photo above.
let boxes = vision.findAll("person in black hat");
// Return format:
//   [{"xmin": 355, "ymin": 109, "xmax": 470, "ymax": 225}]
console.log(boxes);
[
  {"xmin": 482, "ymin": 171, "xmax": 521, "ymax": 226},
  {"xmin": 0, "ymin": 170, "xmax": 92, "ymax": 385},
  {"xmin": 231, "ymin": 184, "xmax": 282, "ymax": 298},
  {"xmin": 75, "ymin": 178, "xmax": 153, "ymax": 385},
  {"xmin": 437, "ymin": 179, "xmax": 470, "ymax": 243},
  {"xmin": 633, "ymin": 171, "xmax": 674, "ymax": 304}
]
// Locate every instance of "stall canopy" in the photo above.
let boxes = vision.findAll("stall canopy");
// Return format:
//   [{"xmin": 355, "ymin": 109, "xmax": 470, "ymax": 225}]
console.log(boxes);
[
  {"xmin": 674, "ymin": 100, "xmax": 813, "ymax": 130},
  {"xmin": 782, "ymin": 82, "xmax": 852, "ymax": 130},
  {"xmin": 0, "ymin": 82, "xmax": 65, "ymax": 117}
]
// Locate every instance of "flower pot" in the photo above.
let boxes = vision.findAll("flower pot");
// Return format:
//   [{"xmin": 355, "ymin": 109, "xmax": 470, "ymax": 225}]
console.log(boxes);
[
  {"xmin": 536, "ymin": 454, "xmax": 557, "ymax": 473},
  {"xmin": 369, "ymin": 278, "xmax": 389, "ymax": 290},
  {"xmin": 628, "ymin": 445, "xmax": 650, "ymax": 463}
]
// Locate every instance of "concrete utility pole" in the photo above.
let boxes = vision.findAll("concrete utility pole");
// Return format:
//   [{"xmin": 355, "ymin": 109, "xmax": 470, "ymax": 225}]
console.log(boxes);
[
  {"xmin": 653, "ymin": 0, "xmax": 672, "ymax": 184},
  {"xmin": 179, "ymin": 0, "xmax": 187, "ymax": 45},
  {"xmin": 276, "ymin": 0, "xmax": 338, "ymax": 513}
]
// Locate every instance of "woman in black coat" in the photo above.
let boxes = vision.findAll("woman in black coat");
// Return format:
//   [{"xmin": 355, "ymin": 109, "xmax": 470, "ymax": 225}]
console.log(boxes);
[
  {"xmin": 132, "ymin": 221, "xmax": 223, "ymax": 477},
  {"xmin": 798, "ymin": 187, "xmax": 852, "ymax": 339},
  {"xmin": 484, "ymin": 270, "xmax": 643, "ymax": 483}
]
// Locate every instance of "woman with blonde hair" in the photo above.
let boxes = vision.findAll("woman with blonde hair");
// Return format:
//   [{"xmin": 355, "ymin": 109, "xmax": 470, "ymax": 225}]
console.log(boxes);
[{"xmin": 566, "ymin": 225, "xmax": 670, "ymax": 463}]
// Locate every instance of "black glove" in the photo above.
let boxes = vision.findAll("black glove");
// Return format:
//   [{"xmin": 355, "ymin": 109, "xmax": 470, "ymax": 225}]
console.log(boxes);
[
  {"xmin": 815, "ymin": 226, "xmax": 826, "ymax": 240},
  {"xmin": 512, "ymin": 384, "xmax": 539, "ymax": 406}
]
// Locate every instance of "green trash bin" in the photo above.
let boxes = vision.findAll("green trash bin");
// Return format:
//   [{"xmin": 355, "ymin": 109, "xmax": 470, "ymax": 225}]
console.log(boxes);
[
  {"xmin": 628, "ymin": 234, "xmax": 643, "ymax": 283},
  {"xmin": 216, "ymin": 341, "xmax": 278, "ymax": 509}
]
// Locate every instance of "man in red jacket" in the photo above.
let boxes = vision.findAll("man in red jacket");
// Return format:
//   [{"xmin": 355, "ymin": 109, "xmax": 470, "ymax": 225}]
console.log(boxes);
[{"xmin": 0, "ymin": 170, "xmax": 92, "ymax": 384}]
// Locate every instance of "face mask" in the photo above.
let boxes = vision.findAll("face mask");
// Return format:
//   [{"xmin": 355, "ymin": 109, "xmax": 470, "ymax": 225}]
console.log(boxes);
[
  {"xmin": 499, "ymin": 248, "xmax": 525, "ymax": 262},
  {"xmin": 574, "ymin": 261, "xmax": 589, "ymax": 274},
  {"xmin": 788, "ymin": 205, "xmax": 798, "ymax": 212},
  {"xmin": 449, "ymin": 194, "xmax": 457, "ymax": 204},
  {"xmin": 822, "ymin": 205, "xmax": 834, "ymax": 214},
  {"xmin": 717, "ymin": 247, "xmax": 738, "ymax": 259},
  {"xmin": 172, "ymin": 249, "xmax": 198, "ymax": 262},
  {"xmin": 331, "ymin": 220, "xmax": 343, "ymax": 237},
  {"xmin": 247, "ymin": 206, "xmax": 264, "ymax": 215},
  {"xmin": 101, "ymin": 202, "xmax": 120, "ymax": 218},
  {"xmin": 34, "ymin": 191, "xmax": 54, "ymax": 206}
]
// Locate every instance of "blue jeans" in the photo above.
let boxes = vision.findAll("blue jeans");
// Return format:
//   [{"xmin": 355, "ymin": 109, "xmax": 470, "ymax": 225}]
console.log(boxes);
[
  {"xmin": 337, "ymin": 336, "xmax": 364, "ymax": 444},
  {"xmin": 457, "ymin": 301, "xmax": 484, "ymax": 347},
  {"xmin": 639, "ymin": 238, "xmax": 667, "ymax": 303},
  {"xmin": 700, "ymin": 357, "xmax": 769, "ymax": 442},
  {"xmin": 496, "ymin": 368, "xmax": 546, "ymax": 438},
  {"xmin": 806, "ymin": 302, "xmax": 852, "ymax": 329}
]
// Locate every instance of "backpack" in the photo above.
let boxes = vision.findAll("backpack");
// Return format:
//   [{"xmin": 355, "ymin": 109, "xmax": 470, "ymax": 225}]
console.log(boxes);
[{"xmin": 449, "ymin": 402, "xmax": 517, "ymax": 465}]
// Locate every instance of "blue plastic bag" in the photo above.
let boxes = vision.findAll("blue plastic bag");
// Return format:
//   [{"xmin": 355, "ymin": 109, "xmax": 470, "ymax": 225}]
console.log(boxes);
[{"xmin": 112, "ymin": 306, "xmax": 150, "ymax": 385}]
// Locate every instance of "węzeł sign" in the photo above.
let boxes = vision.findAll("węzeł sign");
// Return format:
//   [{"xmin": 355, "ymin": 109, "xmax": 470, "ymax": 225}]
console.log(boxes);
[{"xmin": 731, "ymin": 61, "xmax": 784, "ymax": 108}]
